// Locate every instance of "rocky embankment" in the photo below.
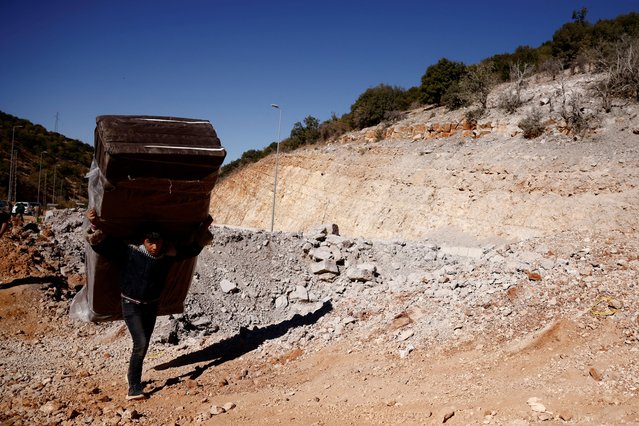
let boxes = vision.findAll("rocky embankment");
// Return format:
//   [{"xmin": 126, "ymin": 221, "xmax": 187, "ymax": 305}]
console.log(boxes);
[{"xmin": 209, "ymin": 73, "xmax": 639, "ymax": 244}]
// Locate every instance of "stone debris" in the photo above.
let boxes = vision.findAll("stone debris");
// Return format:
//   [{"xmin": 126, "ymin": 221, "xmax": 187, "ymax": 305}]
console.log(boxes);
[
  {"xmin": 537, "ymin": 412, "xmax": 553, "ymax": 421},
  {"xmin": 398, "ymin": 344, "xmax": 414, "ymax": 359},
  {"xmin": 526, "ymin": 397, "xmax": 546, "ymax": 413},
  {"xmin": 346, "ymin": 263, "xmax": 377, "ymax": 282},
  {"xmin": 558, "ymin": 411, "xmax": 574, "ymax": 421},
  {"xmin": 219, "ymin": 278, "xmax": 238, "ymax": 293},
  {"xmin": 6, "ymin": 207, "xmax": 639, "ymax": 361},
  {"xmin": 222, "ymin": 402, "xmax": 236, "ymax": 411},
  {"xmin": 396, "ymin": 329, "xmax": 414, "ymax": 341},
  {"xmin": 441, "ymin": 407, "xmax": 455, "ymax": 423},
  {"xmin": 310, "ymin": 258, "xmax": 339, "ymax": 275},
  {"xmin": 209, "ymin": 405, "xmax": 226, "ymax": 415},
  {"xmin": 589, "ymin": 367, "xmax": 603, "ymax": 382}
]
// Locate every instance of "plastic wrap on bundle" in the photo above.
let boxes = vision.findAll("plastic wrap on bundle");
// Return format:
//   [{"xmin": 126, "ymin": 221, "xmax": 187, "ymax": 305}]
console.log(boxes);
[
  {"xmin": 70, "ymin": 162, "xmax": 217, "ymax": 322},
  {"xmin": 86, "ymin": 161, "xmax": 217, "ymax": 241}
]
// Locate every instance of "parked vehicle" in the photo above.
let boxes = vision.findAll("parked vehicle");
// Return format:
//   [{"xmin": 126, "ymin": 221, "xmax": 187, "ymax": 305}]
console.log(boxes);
[{"xmin": 12, "ymin": 201, "xmax": 31, "ymax": 215}]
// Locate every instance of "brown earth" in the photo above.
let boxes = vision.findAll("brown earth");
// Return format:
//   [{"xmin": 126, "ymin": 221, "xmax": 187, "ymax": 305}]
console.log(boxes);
[{"xmin": 2, "ymin": 72, "xmax": 639, "ymax": 425}]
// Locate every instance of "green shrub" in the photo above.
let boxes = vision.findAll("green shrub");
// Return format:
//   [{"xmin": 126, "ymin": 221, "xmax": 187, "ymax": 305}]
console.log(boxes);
[
  {"xmin": 319, "ymin": 114, "xmax": 350, "ymax": 141},
  {"xmin": 350, "ymin": 84, "xmax": 408, "ymax": 129},
  {"xmin": 498, "ymin": 91, "xmax": 521, "ymax": 114},
  {"xmin": 441, "ymin": 81, "xmax": 468, "ymax": 110},
  {"xmin": 464, "ymin": 108, "xmax": 485, "ymax": 125},
  {"xmin": 518, "ymin": 109, "xmax": 545, "ymax": 138},
  {"xmin": 552, "ymin": 12, "xmax": 592, "ymax": 68},
  {"xmin": 420, "ymin": 58, "xmax": 467, "ymax": 105},
  {"xmin": 289, "ymin": 116, "xmax": 320, "ymax": 149}
]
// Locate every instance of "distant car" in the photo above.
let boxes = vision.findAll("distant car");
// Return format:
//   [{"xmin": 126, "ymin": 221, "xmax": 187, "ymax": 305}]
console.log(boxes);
[{"xmin": 12, "ymin": 201, "xmax": 31, "ymax": 215}]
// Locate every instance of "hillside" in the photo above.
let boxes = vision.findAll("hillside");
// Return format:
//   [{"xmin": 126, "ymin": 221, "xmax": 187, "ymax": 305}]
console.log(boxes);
[
  {"xmin": 209, "ymin": 72, "xmax": 639, "ymax": 246},
  {"xmin": 0, "ymin": 112, "xmax": 93, "ymax": 206}
]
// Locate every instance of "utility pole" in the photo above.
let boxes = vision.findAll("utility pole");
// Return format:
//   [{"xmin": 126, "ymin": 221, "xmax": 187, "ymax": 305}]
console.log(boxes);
[
  {"xmin": 37, "ymin": 151, "xmax": 47, "ymax": 205},
  {"xmin": 52, "ymin": 165, "xmax": 57, "ymax": 204},
  {"xmin": 43, "ymin": 171, "xmax": 47, "ymax": 208},
  {"xmin": 7, "ymin": 125, "xmax": 23, "ymax": 201}
]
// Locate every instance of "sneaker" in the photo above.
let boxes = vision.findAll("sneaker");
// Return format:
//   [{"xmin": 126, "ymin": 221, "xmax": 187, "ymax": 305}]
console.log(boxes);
[{"xmin": 126, "ymin": 386, "xmax": 145, "ymax": 401}]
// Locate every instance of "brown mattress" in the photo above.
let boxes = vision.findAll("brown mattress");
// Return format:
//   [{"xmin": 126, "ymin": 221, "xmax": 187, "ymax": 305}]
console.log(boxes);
[{"xmin": 70, "ymin": 115, "xmax": 226, "ymax": 322}]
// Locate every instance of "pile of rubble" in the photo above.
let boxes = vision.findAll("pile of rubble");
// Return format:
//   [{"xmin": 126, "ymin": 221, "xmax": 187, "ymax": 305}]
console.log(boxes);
[
  {"xmin": 181, "ymin": 222, "xmax": 639, "ymax": 357},
  {"xmin": 4, "ymin": 209, "xmax": 637, "ymax": 355},
  {"xmin": 10, "ymin": 209, "xmax": 639, "ymax": 356},
  {"xmin": 0, "ymin": 216, "xmax": 68, "ymax": 286}
]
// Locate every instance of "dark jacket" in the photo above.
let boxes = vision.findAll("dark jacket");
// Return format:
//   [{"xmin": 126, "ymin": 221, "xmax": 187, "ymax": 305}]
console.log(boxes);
[{"xmin": 87, "ymin": 229, "xmax": 203, "ymax": 302}]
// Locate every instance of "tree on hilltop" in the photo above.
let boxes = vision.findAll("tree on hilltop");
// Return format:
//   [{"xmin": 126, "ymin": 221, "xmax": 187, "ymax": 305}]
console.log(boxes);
[
  {"xmin": 420, "ymin": 58, "xmax": 467, "ymax": 105},
  {"xmin": 349, "ymin": 84, "xmax": 408, "ymax": 129},
  {"xmin": 288, "ymin": 116, "xmax": 320, "ymax": 150},
  {"xmin": 552, "ymin": 8, "xmax": 592, "ymax": 68}
]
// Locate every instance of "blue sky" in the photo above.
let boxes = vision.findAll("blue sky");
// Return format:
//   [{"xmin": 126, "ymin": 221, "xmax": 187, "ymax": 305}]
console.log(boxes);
[{"xmin": 1, "ymin": 0, "xmax": 636, "ymax": 163}]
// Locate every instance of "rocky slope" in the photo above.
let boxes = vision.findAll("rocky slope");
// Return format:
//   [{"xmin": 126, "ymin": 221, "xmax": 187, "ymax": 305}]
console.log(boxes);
[{"xmin": 210, "ymin": 73, "xmax": 639, "ymax": 245}]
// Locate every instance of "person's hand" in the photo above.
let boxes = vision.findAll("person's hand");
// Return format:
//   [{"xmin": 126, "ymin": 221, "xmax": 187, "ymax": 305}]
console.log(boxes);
[{"xmin": 87, "ymin": 208, "xmax": 101, "ymax": 229}]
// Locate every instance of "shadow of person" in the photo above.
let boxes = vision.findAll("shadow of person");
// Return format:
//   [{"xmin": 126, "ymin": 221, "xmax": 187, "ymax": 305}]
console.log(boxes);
[
  {"xmin": 148, "ymin": 300, "xmax": 332, "ymax": 395},
  {"xmin": 0, "ymin": 275, "xmax": 64, "ymax": 290}
]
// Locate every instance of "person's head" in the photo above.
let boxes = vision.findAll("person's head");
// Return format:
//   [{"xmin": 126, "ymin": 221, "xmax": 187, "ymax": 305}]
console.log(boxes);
[
  {"xmin": 140, "ymin": 224, "xmax": 164, "ymax": 256},
  {"xmin": 143, "ymin": 234, "xmax": 164, "ymax": 256}
]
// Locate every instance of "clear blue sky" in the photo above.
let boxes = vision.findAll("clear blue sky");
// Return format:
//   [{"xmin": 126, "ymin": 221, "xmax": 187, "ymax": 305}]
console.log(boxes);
[{"xmin": 1, "ymin": 0, "xmax": 636, "ymax": 163}]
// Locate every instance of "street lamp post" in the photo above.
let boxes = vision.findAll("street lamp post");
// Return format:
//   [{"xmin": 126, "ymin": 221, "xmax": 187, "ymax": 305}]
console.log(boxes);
[
  {"xmin": 270, "ymin": 104, "xmax": 282, "ymax": 232},
  {"xmin": 43, "ymin": 171, "xmax": 47, "ymax": 208},
  {"xmin": 8, "ymin": 125, "xmax": 23, "ymax": 202},
  {"xmin": 37, "ymin": 151, "xmax": 48, "ymax": 205},
  {"xmin": 12, "ymin": 150, "xmax": 18, "ymax": 202}
]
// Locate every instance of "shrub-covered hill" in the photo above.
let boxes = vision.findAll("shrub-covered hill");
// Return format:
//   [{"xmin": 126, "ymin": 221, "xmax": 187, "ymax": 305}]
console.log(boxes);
[{"xmin": 0, "ymin": 111, "xmax": 93, "ymax": 207}]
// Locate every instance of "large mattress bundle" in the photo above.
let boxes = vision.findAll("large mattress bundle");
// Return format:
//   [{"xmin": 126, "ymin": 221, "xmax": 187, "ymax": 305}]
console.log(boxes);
[{"xmin": 70, "ymin": 115, "xmax": 226, "ymax": 322}]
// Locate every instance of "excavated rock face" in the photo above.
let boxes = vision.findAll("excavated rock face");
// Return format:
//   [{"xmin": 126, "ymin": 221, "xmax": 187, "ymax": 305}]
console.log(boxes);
[{"xmin": 209, "ymin": 75, "xmax": 639, "ymax": 244}]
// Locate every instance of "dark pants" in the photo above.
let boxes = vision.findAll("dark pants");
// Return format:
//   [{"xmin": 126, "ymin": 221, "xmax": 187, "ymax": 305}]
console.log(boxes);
[{"xmin": 122, "ymin": 299, "xmax": 158, "ymax": 390}]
